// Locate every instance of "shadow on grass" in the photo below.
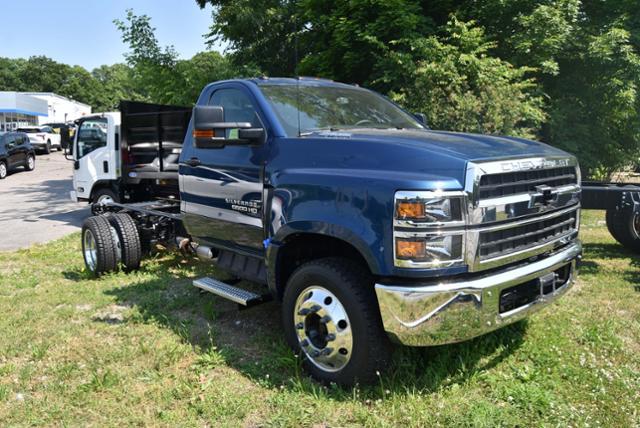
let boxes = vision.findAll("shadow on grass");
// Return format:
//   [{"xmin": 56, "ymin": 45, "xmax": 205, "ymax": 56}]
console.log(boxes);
[{"xmin": 97, "ymin": 255, "xmax": 528, "ymax": 397}]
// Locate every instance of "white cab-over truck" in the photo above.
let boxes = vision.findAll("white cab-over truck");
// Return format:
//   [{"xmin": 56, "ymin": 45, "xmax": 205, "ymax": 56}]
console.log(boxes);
[{"xmin": 68, "ymin": 101, "xmax": 191, "ymax": 205}]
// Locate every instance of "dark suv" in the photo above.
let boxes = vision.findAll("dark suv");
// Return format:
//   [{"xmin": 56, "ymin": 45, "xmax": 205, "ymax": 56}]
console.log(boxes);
[{"xmin": 0, "ymin": 132, "xmax": 36, "ymax": 179}]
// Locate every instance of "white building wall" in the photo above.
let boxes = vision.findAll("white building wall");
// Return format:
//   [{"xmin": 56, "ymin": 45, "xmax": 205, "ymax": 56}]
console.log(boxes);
[{"xmin": 23, "ymin": 93, "xmax": 92, "ymax": 124}]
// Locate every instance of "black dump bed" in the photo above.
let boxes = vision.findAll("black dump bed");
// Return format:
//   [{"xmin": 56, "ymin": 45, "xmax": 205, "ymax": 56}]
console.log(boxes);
[{"xmin": 120, "ymin": 101, "xmax": 191, "ymax": 186}]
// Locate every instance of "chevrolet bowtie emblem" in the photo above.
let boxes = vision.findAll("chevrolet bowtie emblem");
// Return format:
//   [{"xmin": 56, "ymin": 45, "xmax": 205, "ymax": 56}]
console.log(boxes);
[{"xmin": 530, "ymin": 185, "xmax": 555, "ymax": 208}]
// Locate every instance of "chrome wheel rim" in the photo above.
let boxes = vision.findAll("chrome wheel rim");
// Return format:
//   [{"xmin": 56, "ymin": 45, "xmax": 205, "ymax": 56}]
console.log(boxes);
[
  {"xmin": 27, "ymin": 156, "xmax": 34, "ymax": 170},
  {"xmin": 83, "ymin": 229, "xmax": 97, "ymax": 271},
  {"xmin": 0, "ymin": 163, "xmax": 6, "ymax": 178},
  {"xmin": 294, "ymin": 286, "xmax": 353, "ymax": 372},
  {"xmin": 110, "ymin": 225, "xmax": 122, "ymax": 263},
  {"xmin": 633, "ymin": 214, "xmax": 640, "ymax": 239}
]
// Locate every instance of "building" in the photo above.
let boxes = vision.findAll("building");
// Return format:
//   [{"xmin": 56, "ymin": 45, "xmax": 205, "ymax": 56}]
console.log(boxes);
[
  {"xmin": 0, "ymin": 92, "xmax": 47, "ymax": 131},
  {"xmin": 0, "ymin": 91, "xmax": 92, "ymax": 131},
  {"xmin": 22, "ymin": 92, "xmax": 91, "ymax": 125}
]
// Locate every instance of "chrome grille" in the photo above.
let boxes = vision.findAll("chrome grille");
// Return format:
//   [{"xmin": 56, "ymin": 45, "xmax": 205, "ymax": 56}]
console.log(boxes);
[
  {"xmin": 479, "ymin": 210, "xmax": 577, "ymax": 260},
  {"xmin": 465, "ymin": 157, "xmax": 581, "ymax": 272},
  {"xmin": 478, "ymin": 166, "xmax": 577, "ymax": 199}
]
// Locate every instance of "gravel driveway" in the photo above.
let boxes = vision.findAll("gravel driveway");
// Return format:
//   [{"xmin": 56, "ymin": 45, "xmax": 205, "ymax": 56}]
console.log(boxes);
[{"xmin": 0, "ymin": 152, "xmax": 90, "ymax": 251}]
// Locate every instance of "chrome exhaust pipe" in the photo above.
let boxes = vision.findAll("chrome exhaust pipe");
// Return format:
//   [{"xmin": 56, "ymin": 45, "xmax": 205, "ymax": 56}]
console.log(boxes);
[
  {"xmin": 175, "ymin": 236, "xmax": 216, "ymax": 260},
  {"xmin": 195, "ymin": 245, "xmax": 215, "ymax": 260}
]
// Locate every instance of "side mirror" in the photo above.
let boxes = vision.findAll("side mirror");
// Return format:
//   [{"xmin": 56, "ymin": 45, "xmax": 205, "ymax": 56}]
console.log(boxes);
[
  {"xmin": 64, "ymin": 141, "xmax": 74, "ymax": 160},
  {"xmin": 193, "ymin": 105, "xmax": 265, "ymax": 148},
  {"xmin": 414, "ymin": 112, "xmax": 428, "ymax": 128}
]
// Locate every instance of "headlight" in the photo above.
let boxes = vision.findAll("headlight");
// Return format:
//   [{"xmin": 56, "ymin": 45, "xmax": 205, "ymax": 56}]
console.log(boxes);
[
  {"xmin": 394, "ymin": 190, "xmax": 467, "ymax": 268},
  {"xmin": 395, "ymin": 233, "xmax": 464, "ymax": 267},
  {"xmin": 395, "ymin": 193, "xmax": 464, "ymax": 225}
]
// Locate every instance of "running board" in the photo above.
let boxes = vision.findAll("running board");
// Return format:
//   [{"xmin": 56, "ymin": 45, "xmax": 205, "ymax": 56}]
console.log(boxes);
[{"xmin": 193, "ymin": 277, "xmax": 271, "ymax": 307}]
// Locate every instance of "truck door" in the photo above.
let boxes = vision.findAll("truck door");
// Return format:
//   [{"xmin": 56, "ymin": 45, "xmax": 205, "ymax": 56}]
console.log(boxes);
[
  {"xmin": 181, "ymin": 86, "xmax": 267, "ymax": 253},
  {"xmin": 72, "ymin": 116, "xmax": 118, "ymax": 201}
]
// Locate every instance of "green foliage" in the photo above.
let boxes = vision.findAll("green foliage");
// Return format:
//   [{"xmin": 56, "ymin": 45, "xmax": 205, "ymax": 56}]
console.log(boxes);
[
  {"xmin": 113, "ymin": 10, "xmax": 258, "ymax": 106},
  {"xmin": 198, "ymin": 0, "xmax": 640, "ymax": 177},
  {"xmin": 385, "ymin": 19, "xmax": 545, "ymax": 138}
]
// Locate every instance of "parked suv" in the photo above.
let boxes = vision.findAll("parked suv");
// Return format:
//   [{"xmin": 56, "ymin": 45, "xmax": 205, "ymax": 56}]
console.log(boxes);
[
  {"xmin": 0, "ymin": 132, "xmax": 36, "ymax": 179},
  {"xmin": 17, "ymin": 126, "xmax": 62, "ymax": 154}
]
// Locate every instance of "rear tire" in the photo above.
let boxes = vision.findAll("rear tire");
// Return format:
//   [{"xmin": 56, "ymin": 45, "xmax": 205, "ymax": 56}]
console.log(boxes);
[
  {"xmin": 108, "ymin": 213, "xmax": 142, "ymax": 272},
  {"xmin": 282, "ymin": 257, "xmax": 392, "ymax": 386},
  {"xmin": 606, "ymin": 208, "xmax": 640, "ymax": 253},
  {"xmin": 25, "ymin": 154, "xmax": 35, "ymax": 171},
  {"xmin": 82, "ymin": 216, "xmax": 118, "ymax": 277},
  {"xmin": 0, "ymin": 161, "xmax": 7, "ymax": 179}
]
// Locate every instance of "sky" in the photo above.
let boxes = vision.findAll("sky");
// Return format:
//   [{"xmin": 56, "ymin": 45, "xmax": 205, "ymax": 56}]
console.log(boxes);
[{"xmin": 0, "ymin": 0, "xmax": 223, "ymax": 70}]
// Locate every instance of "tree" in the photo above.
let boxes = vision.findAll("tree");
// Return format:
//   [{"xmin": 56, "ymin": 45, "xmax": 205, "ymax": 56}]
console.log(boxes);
[
  {"xmin": 387, "ymin": 19, "xmax": 545, "ymax": 139},
  {"xmin": 196, "ymin": 0, "xmax": 302, "ymax": 76},
  {"xmin": 114, "ymin": 10, "xmax": 257, "ymax": 106},
  {"xmin": 197, "ymin": 0, "xmax": 640, "ymax": 177}
]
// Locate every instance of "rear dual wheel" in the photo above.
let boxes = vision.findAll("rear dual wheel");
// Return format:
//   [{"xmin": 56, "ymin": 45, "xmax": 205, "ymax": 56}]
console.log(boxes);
[
  {"xmin": 606, "ymin": 208, "xmax": 640, "ymax": 253},
  {"xmin": 81, "ymin": 213, "xmax": 142, "ymax": 276}
]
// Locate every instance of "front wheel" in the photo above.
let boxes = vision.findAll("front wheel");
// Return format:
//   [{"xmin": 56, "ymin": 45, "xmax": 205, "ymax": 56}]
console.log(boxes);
[
  {"xmin": 0, "ymin": 161, "xmax": 7, "ymax": 179},
  {"xmin": 91, "ymin": 188, "xmax": 119, "ymax": 215},
  {"xmin": 44, "ymin": 141, "xmax": 51, "ymax": 154},
  {"xmin": 282, "ymin": 258, "xmax": 392, "ymax": 386},
  {"xmin": 606, "ymin": 208, "xmax": 640, "ymax": 253}
]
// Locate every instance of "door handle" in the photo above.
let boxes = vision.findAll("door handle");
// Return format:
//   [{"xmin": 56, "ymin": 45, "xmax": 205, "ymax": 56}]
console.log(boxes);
[{"xmin": 185, "ymin": 157, "xmax": 201, "ymax": 167}]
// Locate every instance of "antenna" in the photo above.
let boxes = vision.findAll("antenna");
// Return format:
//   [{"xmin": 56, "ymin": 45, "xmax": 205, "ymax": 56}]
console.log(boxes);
[
  {"xmin": 293, "ymin": 14, "xmax": 301, "ymax": 137},
  {"xmin": 296, "ymin": 76, "xmax": 301, "ymax": 137}
]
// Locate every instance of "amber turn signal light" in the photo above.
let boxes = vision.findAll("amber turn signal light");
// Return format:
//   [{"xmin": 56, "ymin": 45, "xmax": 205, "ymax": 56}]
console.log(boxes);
[
  {"xmin": 396, "ymin": 240, "xmax": 425, "ymax": 259},
  {"xmin": 396, "ymin": 201, "xmax": 425, "ymax": 219},
  {"xmin": 193, "ymin": 129, "xmax": 214, "ymax": 138}
]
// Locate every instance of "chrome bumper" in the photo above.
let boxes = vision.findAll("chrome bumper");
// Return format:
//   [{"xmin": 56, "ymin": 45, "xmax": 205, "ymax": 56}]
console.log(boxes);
[{"xmin": 375, "ymin": 241, "xmax": 581, "ymax": 346}]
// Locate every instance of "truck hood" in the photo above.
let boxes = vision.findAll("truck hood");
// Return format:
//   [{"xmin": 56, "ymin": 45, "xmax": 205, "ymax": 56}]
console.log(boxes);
[
  {"xmin": 308, "ymin": 128, "xmax": 570, "ymax": 162},
  {"xmin": 271, "ymin": 128, "xmax": 575, "ymax": 193}
]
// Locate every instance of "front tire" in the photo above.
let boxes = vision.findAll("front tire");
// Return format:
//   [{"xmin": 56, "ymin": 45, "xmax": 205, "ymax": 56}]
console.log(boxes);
[
  {"xmin": 282, "ymin": 258, "xmax": 392, "ymax": 386},
  {"xmin": 91, "ymin": 188, "xmax": 119, "ymax": 215},
  {"xmin": 44, "ymin": 141, "xmax": 51, "ymax": 154},
  {"xmin": 606, "ymin": 208, "xmax": 640, "ymax": 253},
  {"xmin": 108, "ymin": 213, "xmax": 142, "ymax": 272},
  {"xmin": 82, "ymin": 216, "xmax": 119, "ymax": 277},
  {"xmin": 0, "ymin": 161, "xmax": 7, "ymax": 179}
]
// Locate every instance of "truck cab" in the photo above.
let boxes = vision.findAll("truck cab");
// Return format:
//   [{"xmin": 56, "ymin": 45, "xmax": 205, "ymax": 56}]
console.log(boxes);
[
  {"xmin": 80, "ymin": 78, "xmax": 582, "ymax": 385},
  {"xmin": 69, "ymin": 101, "xmax": 191, "ymax": 205}
]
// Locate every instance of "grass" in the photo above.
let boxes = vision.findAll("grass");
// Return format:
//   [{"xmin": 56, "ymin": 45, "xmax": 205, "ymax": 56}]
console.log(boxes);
[{"xmin": 0, "ymin": 210, "xmax": 639, "ymax": 426}]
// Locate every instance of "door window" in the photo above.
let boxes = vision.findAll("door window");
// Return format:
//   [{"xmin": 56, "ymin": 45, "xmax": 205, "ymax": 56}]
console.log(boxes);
[
  {"xmin": 77, "ymin": 118, "xmax": 108, "ymax": 159},
  {"xmin": 209, "ymin": 88, "xmax": 258, "ymax": 138},
  {"xmin": 5, "ymin": 134, "xmax": 17, "ymax": 149}
]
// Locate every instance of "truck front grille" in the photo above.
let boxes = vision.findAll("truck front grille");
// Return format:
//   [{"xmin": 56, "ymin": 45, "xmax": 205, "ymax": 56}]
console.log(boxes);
[
  {"xmin": 479, "ymin": 210, "xmax": 577, "ymax": 260},
  {"xmin": 478, "ymin": 166, "xmax": 577, "ymax": 199}
]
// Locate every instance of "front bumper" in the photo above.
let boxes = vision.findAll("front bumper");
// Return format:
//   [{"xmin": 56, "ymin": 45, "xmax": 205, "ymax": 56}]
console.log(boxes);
[{"xmin": 375, "ymin": 241, "xmax": 581, "ymax": 346}]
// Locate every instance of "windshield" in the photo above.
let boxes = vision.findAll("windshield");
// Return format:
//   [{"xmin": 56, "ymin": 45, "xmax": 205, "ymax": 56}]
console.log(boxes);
[
  {"xmin": 260, "ymin": 84, "xmax": 423, "ymax": 137},
  {"xmin": 16, "ymin": 128, "xmax": 41, "ymax": 134}
]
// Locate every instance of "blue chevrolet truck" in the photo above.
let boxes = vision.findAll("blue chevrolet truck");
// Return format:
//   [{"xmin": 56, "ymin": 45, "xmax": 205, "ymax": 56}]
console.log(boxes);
[{"xmin": 78, "ymin": 77, "xmax": 582, "ymax": 385}]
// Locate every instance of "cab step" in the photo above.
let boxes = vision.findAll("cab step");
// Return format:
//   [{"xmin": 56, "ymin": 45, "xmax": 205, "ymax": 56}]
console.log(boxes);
[{"xmin": 193, "ymin": 277, "xmax": 271, "ymax": 307}]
